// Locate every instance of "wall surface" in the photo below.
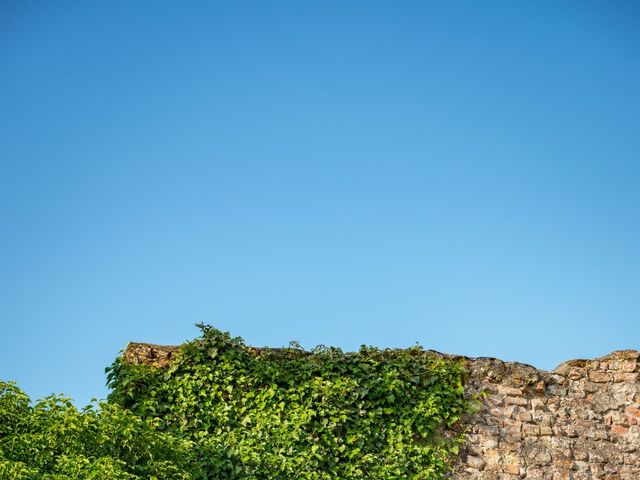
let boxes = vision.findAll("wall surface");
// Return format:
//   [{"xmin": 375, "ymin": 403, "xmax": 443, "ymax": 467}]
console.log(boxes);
[
  {"xmin": 124, "ymin": 343, "xmax": 640, "ymax": 479},
  {"xmin": 453, "ymin": 350, "xmax": 640, "ymax": 480}
]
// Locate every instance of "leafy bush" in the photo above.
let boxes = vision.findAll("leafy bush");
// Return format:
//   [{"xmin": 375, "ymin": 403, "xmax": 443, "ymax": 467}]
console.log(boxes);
[
  {"xmin": 107, "ymin": 325, "xmax": 470, "ymax": 479},
  {"xmin": 0, "ymin": 382, "xmax": 202, "ymax": 480}
]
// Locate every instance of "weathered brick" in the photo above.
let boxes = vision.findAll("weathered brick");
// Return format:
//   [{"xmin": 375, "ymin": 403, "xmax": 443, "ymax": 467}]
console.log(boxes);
[{"xmin": 588, "ymin": 371, "xmax": 612, "ymax": 383}]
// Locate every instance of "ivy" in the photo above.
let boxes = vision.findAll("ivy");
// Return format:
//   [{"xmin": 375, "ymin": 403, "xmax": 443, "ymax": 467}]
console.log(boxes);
[{"xmin": 106, "ymin": 324, "xmax": 471, "ymax": 479}]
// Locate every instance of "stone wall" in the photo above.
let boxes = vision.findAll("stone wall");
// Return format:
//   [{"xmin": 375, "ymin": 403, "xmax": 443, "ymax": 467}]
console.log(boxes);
[
  {"xmin": 453, "ymin": 350, "xmax": 640, "ymax": 479},
  {"xmin": 124, "ymin": 343, "xmax": 640, "ymax": 479}
]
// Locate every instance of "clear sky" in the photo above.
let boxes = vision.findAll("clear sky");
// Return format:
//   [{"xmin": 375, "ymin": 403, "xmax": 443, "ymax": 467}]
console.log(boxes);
[{"xmin": 1, "ymin": 1, "xmax": 639, "ymax": 406}]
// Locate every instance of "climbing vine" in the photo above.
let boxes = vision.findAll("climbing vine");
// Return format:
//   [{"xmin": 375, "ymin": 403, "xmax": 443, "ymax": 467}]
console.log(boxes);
[{"xmin": 106, "ymin": 324, "xmax": 471, "ymax": 479}]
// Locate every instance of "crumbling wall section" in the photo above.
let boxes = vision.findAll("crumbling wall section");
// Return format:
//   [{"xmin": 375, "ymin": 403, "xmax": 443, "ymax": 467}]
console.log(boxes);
[{"xmin": 454, "ymin": 350, "xmax": 640, "ymax": 479}]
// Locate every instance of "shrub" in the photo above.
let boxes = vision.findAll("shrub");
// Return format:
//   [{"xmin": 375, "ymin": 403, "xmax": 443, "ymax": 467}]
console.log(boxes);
[{"xmin": 0, "ymin": 382, "xmax": 202, "ymax": 480}]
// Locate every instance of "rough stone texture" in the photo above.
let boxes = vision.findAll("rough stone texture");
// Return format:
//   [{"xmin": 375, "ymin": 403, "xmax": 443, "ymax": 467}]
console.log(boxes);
[
  {"xmin": 124, "ymin": 343, "xmax": 640, "ymax": 478},
  {"xmin": 123, "ymin": 342, "xmax": 179, "ymax": 368},
  {"xmin": 452, "ymin": 350, "xmax": 640, "ymax": 480}
]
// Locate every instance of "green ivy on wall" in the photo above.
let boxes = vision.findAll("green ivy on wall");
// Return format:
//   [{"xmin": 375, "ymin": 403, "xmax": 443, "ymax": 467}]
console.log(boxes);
[{"xmin": 106, "ymin": 324, "xmax": 471, "ymax": 479}]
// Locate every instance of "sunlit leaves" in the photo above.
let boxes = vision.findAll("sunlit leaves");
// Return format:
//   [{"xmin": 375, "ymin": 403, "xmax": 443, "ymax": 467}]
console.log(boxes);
[
  {"xmin": 0, "ymin": 382, "xmax": 202, "ymax": 480},
  {"xmin": 0, "ymin": 325, "xmax": 470, "ymax": 479},
  {"xmin": 107, "ymin": 325, "xmax": 470, "ymax": 479}
]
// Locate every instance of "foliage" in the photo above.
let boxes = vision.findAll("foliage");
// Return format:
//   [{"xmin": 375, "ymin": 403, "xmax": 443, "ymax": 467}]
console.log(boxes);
[
  {"xmin": 106, "ymin": 324, "xmax": 471, "ymax": 479},
  {"xmin": 0, "ymin": 326, "xmax": 470, "ymax": 479},
  {"xmin": 0, "ymin": 382, "xmax": 202, "ymax": 480}
]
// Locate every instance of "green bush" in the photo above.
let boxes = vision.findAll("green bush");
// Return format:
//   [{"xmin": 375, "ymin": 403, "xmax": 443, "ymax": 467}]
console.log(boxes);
[
  {"xmin": 0, "ymin": 382, "xmax": 202, "ymax": 480},
  {"xmin": 107, "ymin": 325, "xmax": 470, "ymax": 479}
]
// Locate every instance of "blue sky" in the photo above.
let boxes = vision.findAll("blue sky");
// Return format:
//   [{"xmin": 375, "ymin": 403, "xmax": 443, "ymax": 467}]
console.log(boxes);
[{"xmin": 1, "ymin": 1, "xmax": 639, "ymax": 406}]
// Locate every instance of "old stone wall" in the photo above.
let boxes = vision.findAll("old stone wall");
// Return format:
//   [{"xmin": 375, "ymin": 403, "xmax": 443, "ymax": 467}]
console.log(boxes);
[
  {"xmin": 124, "ymin": 343, "xmax": 640, "ymax": 479},
  {"xmin": 453, "ymin": 350, "xmax": 640, "ymax": 479}
]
